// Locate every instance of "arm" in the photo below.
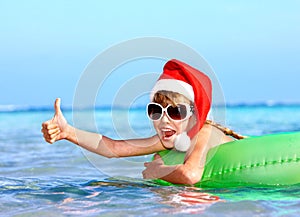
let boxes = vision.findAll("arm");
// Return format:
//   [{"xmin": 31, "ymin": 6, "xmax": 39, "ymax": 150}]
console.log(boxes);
[
  {"xmin": 143, "ymin": 124, "xmax": 233, "ymax": 185},
  {"xmin": 65, "ymin": 125, "xmax": 163, "ymax": 158},
  {"xmin": 41, "ymin": 98, "xmax": 165, "ymax": 158}
]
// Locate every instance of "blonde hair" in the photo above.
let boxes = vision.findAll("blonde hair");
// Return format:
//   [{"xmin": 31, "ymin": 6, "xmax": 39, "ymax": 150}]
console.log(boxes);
[
  {"xmin": 153, "ymin": 91, "xmax": 191, "ymax": 107},
  {"xmin": 153, "ymin": 91, "xmax": 246, "ymax": 140},
  {"xmin": 205, "ymin": 120, "xmax": 247, "ymax": 140}
]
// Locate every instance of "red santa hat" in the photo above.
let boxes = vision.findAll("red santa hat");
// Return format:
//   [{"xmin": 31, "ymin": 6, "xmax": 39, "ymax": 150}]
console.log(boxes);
[{"xmin": 150, "ymin": 59, "xmax": 212, "ymax": 152}]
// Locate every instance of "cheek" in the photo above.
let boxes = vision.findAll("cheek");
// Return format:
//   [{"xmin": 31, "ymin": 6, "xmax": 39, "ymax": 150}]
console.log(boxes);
[
  {"xmin": 174, "ymin": 120, "xmax": 190, "ymax": 132},
  {"xmin": 152, "ymin": 121, "xmax": 160, "ymax": 132}
]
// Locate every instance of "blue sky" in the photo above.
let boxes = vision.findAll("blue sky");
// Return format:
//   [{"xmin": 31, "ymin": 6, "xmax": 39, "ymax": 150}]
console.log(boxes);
[{"xmin": 1, "ymin": 0, "xmax": 300, "ymax": 107}]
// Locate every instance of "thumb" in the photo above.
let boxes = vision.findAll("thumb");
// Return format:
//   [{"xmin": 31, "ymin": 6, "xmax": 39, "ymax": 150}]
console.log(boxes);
[{"xmin": 54, "ymin": 98, "xmax": 62, "ymax": 115}]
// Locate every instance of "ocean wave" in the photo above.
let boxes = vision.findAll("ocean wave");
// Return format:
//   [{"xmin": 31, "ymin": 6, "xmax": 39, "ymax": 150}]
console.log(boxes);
[
  {"xmin": 224, "ymin": 101, "xmax": 300, "ymax": 108},
  {"xmin": 0, "ymin": 105, "xmax": 54, "ymax": 112},
  {"xmin": 0, "ymin": 104, "xmax": 113, "ymax": 113}
]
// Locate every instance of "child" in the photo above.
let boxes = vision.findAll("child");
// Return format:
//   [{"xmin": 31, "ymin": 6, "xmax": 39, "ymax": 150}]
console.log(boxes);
[{"xmin": 42, "ymin": 59, "xmax": 242, "ymax": 185}]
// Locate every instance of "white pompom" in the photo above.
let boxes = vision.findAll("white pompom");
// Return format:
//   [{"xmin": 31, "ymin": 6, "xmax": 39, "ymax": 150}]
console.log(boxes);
[{"xmin": 174, "ymin": 132, "xmax": 191, "ymax": 152}]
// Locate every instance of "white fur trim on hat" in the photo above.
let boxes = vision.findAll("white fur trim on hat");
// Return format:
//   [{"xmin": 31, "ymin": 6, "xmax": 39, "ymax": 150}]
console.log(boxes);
[
  {"xmin": 174, "ymin": 132, "xmax": 191, "ymax": 152},
  {"xmin": 150, "ymin": 79, "xmax": 194, "ymax": 102}
]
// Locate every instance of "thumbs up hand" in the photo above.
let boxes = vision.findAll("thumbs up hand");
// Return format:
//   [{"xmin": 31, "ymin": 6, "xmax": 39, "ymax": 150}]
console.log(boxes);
[{"xmin": 41, "ymin": 98, "xmax": 69, "ymax": 144}]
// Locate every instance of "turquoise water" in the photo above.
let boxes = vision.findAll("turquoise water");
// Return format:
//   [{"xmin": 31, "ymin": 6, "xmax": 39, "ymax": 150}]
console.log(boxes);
[{"xmin": 1, "ymin": 104, "xmax": 300, "ymax": 216}]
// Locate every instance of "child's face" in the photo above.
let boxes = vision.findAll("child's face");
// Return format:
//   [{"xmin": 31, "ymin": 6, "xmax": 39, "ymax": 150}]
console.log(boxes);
[
  {"xmin": 152, "ymin": 108, "xmax": 191, "ymax": 148},
  {"xmin": 149, "ymin": 92, "xmax": 194, "ymax": 149}
]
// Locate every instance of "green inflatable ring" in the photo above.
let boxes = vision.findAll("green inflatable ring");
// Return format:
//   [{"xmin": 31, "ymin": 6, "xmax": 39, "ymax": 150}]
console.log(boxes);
[{"xmin": 154, "ymin": 132, "xmax": 300, "ymax": 188}]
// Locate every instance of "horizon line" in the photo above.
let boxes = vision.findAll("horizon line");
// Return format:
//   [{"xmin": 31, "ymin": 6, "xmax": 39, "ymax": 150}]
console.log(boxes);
[{"xmin": 1, "ymin": 101, "xmax": 300, "ymax": 113}]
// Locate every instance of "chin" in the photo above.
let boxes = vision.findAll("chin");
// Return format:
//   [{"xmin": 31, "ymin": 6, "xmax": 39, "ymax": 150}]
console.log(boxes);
[{"xmin": 160, "ymin": 136, "xmax": 175, "ymax": 149}]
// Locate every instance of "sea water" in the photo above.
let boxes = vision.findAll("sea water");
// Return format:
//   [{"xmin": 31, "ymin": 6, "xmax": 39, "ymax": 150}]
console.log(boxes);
[{"xmin": 1, "ymin": 104, "xmax": 300, "ymax": 216}]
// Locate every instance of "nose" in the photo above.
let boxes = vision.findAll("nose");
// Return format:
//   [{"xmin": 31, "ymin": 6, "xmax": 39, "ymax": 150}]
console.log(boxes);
[{"xmin": 161, "ymin": 111, "xmax": 170, "ymax": 123}]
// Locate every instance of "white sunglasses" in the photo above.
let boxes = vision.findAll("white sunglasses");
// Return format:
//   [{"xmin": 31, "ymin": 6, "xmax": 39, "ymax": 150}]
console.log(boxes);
[{"xmin": 147, "ymin": 102, "xmax": 193, "ymax": 121}]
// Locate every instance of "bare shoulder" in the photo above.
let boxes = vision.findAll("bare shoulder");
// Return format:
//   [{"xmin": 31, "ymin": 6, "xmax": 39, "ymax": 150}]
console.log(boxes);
[{"xmin": 197, "ymin": 123, "xmax": 233, "ymax": 148}]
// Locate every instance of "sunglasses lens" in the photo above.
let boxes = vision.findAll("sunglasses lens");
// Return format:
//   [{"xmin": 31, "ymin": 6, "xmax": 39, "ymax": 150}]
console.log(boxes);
[
  {"xmin": 147, "ymin": 104, "xmax": 162, "ymax": 120},
  {"xmin": 167, "ymin": 104, "xmax": 187, "ymax": 120}
]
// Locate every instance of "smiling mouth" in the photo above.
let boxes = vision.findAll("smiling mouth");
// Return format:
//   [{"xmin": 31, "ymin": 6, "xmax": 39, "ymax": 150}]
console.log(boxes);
[{"xmin": 161, "ymin": 129, "xmax": 176, "ymax": 140}]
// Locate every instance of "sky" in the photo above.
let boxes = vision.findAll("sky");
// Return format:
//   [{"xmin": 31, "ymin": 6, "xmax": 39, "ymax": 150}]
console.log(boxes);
[{"xmin": 1, "ymin": 0, "xmax": 300, "ymax": 107}]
